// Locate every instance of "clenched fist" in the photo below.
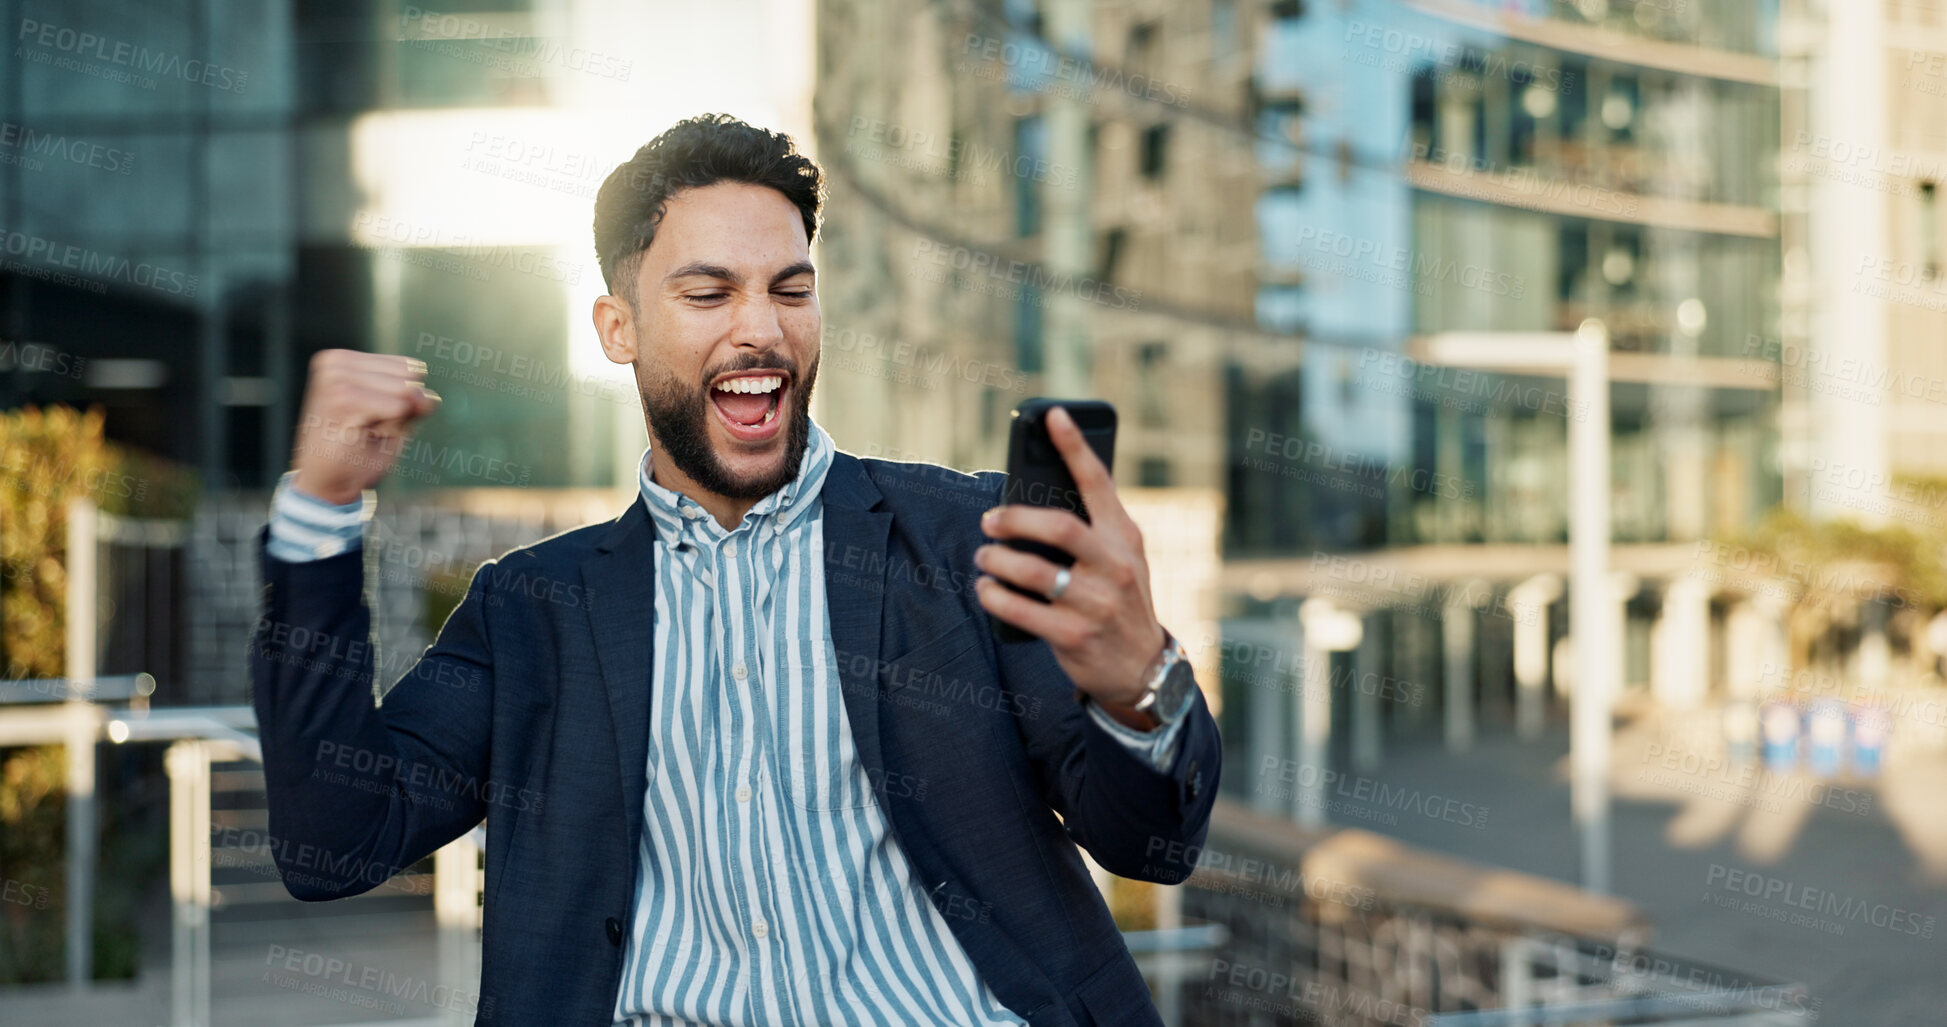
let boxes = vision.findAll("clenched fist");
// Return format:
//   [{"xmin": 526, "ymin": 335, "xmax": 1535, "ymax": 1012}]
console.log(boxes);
[{"xmin": 291, "ymin": 350, "xmax": 441, "ymax": 504}]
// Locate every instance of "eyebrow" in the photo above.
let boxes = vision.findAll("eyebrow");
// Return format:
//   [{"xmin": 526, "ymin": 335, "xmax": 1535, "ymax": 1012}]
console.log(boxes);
[{"xmin": 664, "ymin": 260, "xmax": 817, "ymax": 288}]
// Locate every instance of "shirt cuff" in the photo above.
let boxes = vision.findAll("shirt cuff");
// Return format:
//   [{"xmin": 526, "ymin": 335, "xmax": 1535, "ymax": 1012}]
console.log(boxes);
[
  {"xmin": 266, "ymin": 471, "xmax": 372, "ymax": 562},
  {"xmin": 1084, "ymin": 696, "xmax": 1189, "ymax": 773}
]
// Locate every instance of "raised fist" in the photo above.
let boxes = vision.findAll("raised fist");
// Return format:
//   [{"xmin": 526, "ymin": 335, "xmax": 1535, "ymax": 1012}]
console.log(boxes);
[{"xmin": 290, "ymin": 350, "xmax": 441, "ymax": 504}]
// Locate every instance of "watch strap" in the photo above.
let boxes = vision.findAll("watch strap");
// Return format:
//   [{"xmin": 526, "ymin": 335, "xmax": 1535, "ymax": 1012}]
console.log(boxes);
[{"xmin": 1135, "ymin": 632, "xmax": 1186, "ymax": 717}]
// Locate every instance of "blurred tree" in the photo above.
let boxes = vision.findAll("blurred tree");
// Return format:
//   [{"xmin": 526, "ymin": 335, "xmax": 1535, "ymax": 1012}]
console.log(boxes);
[
  {"xmin": 0, "ymin": 746, "xmax": 64, "ymax": 983},
  {"xmin": 0, "ymin": 405, "xmax": 111, "ymax": 680},
  {"xmin": 1738, "ymin": 506, "xmax": 1947, "ymax": 675},
  {"xmin": 0, "ymin": 406, "xmax": 194, "ymax": 983}
]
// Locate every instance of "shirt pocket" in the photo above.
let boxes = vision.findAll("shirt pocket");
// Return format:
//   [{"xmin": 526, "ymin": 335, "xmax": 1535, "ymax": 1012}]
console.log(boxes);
[
  {"xmin": 771, "ymin": 651, "xmax": 882, "ymax": 812},
  {"xmin": 778, "ymin": 730, "xmax": 882, "ymax": 812},
  {"xmin": 771, "ymin": 618, "xmax": 980, "ymax": 812}
]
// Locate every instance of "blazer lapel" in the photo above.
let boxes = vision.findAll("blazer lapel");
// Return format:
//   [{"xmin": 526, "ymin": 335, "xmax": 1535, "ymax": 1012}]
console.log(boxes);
[
  {"xmin": 581, "ymin": 498, "xmax": 658, "ymax": 851},
  {"xmin": 821, "ymin": 454, "xmax": 893, "ymax": 788}
]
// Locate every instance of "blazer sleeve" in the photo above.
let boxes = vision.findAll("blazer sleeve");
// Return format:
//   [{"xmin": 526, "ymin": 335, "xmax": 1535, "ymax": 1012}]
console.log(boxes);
[
  {"xmin": 249, "ymin": 531, "xmax": 498, "ymax": 901},
  {"xmin": 978, "ymin": 473, "xmax": 1223, "ymax": 885}
]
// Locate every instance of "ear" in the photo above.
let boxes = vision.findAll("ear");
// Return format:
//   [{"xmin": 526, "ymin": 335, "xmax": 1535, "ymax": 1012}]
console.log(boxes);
[{"xmin": 593, "ymin": 294, "xmax": 637, "ymax": 364}]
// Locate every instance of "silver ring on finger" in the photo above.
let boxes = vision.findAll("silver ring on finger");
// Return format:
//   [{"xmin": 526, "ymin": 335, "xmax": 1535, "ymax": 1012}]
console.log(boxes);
[{"xmin": 1048, "ymin": 566, "xmax": 1072, "ymax": 603}]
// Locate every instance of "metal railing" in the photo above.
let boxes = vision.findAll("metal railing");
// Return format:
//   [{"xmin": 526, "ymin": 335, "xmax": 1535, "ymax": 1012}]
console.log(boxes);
[
  {"xmin": 144, "ymin": 713, "xmax": 484, "ymax": 1027},
  {"xmin": 0, "ymin": 680, "xmax": 483, "ymax": 1027},
  {"xmin": 0, "ymin": 673, "xmax": 158, "ymax": 990},
  {"xmin": 1169, "ymin": 799, "xmax": 1814, "ymax": 1026}
]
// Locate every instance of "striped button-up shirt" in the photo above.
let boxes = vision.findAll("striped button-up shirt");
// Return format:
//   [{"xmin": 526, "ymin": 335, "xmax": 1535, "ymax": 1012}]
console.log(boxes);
[
  {"xmin": 608, "ymin": 422, "xmax": 1027, "ymax": 1026},
  {"xmin": 265, "ymin": 418, "xmax": 1181, "ymax": 1026}
]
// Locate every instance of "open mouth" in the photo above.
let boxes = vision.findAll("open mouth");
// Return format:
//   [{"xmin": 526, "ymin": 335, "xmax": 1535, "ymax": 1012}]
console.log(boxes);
[{"xmin": 708, "ymin": 371, "xmax": 788, "ymax": 442}]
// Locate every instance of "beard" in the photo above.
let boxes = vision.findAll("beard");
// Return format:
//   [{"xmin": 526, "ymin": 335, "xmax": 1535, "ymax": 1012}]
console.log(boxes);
[{"xmin": 638, "ymin": 351, "xmax": 817, "ymax": 501}]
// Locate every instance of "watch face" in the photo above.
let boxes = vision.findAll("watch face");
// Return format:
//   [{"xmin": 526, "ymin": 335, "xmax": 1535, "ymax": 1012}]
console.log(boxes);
[{"xmin": 1156, "ymin": 661, "xmax": 1196, "ymax": 721}]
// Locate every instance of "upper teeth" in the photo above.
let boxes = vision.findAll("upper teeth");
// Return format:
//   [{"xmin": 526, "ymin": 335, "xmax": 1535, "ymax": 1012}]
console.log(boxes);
[{"xmin": 715, "ymin": 376, "xmax": 782, "ymax": 395}]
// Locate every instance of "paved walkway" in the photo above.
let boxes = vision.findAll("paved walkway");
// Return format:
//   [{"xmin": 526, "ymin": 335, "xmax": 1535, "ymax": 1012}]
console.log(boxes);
[
  {"xmin": 0, "ymin": 889, "xmax": 467, "ymax": 1026},
  {"xmin": 1339, "ymin": 702, "xmax": 1947, "ymax": 1023}
]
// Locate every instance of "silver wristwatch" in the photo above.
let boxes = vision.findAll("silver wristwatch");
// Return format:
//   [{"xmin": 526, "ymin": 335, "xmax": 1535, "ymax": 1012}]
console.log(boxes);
[{"xmin": 1131, "ymin": 633, "xmax": 1194, "ymax": 726}]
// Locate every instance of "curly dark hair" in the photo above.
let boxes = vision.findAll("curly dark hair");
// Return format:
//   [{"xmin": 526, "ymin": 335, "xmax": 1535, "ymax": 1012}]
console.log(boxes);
[{"xmin": 592, "ymin": 113, "xmax": 824, "ymax": 304}]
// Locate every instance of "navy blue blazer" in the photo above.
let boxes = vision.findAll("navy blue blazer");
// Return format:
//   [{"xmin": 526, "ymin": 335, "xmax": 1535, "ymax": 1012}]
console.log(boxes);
[{"xmin": 250, "ymin": 453, "xmax": 1221, "ymax": 1026}]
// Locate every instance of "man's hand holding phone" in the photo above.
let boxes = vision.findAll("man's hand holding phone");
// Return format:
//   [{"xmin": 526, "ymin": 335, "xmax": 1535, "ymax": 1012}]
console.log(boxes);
[{"xmin": 974, "ymin": 405, "xmax": 1169, "ymax": 730}]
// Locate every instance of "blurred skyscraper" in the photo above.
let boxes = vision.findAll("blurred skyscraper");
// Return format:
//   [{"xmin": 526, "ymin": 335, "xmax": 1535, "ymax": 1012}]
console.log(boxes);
[
  {"xmin": 1779, "ymin": 0, "xmax": 1947, "ymax": 519},
  {"xmin": 2, "ymin": 0, "xmax": 1798, "ymax": 782},
  {"xmin": 0, "ymin": 0, "xmax": 811, "ymax": 492},
  {"xmin": 814, "ymin": 0, "xmax": 1786, "ymax": 803},
  {"xmin": 0, "ymin": 0, "xmax": 815, "ymax": 701}
]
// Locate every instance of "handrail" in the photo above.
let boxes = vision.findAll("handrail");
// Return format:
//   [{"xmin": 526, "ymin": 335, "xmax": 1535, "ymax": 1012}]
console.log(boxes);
[
  {"xmin": 0, "ymin": 692, "xmax": 481, "ymax": 1027},
  {"xmin": 1205, "ymin": 798, "xmax": 1650, "ymax": 940},
  {"xmin": 108, "ymin": 706, "xmax": 260, "ymax": 758},
  {"xmin": 1426, "ymin": 992, "xmax": 1805, "ymax": 1025},
  {"xmin": 1184, "ymin": 798, "xmax": 1812, "ymax": 1023},
  {"xmin": 156, "ymin": 724, "xmax": 484, "ymax": 1027},
  {"xmin": 0, "ymin": 673, "xmax": 156, "ymax": 704},
  {"xmin": 1120, "ymin": 922, "xmax": 1230, "ymax": 955}
]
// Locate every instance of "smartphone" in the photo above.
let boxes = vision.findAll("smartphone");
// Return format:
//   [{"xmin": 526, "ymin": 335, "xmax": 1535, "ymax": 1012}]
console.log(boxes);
[{"xmin": 990, "ymin": 398, "xmax": 1117, "ymax": 644}]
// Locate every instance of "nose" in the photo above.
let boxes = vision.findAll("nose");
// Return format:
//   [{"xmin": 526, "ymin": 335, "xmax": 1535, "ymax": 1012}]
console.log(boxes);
[{"xmin": 730, "ymin": 291, "xmax": 786, "ymax": 352}]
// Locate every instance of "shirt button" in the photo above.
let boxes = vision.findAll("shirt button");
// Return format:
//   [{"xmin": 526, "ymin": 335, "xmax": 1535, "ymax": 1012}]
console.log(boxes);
[
  {"xmin": 725, "ymin": 540, "xmax": 739, "ymax": 558},
  {"xmin": 732, "ymin": 662, "xmax": 748, "ymax": 680},
  {"xmin": 735, "ymin": 784, "xmax": 752, "ymax": 803},
  {"xmin": 752, "ymin": 919, "xmax": 770, "ymax": 939}
]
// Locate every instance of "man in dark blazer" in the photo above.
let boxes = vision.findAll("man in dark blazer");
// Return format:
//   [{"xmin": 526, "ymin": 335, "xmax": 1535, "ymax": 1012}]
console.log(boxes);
[{"xmin": 251, "ymin": 114, "xmax": 1220, "ymax": 1026}]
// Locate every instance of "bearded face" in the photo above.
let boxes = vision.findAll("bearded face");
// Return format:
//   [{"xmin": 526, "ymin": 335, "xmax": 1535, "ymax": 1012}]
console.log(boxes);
[{"xmin": 638, "ymin": 348, "xmax": 817, "ymax": 500}]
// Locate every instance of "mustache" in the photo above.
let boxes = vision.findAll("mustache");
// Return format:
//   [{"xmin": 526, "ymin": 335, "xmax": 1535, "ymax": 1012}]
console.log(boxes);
[{"xmin": 701, "ymin": 354, "xmax": 799, "ymax": 386}]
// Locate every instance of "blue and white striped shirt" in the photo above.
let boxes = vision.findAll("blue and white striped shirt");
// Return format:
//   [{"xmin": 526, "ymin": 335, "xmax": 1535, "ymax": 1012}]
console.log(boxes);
[{"xmin": 265, "ymin": 419, "xmax": 1181, "ymax": 1026}]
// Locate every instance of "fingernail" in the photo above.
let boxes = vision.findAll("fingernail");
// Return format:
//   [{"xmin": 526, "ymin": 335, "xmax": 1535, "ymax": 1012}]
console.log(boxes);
[{"xmin": 982, "ymin": 507, "xmax": 1001, "ymax": 525}]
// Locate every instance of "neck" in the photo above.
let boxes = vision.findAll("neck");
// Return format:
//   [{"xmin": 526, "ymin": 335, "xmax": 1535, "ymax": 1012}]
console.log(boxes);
[{"xmin": 646, "ymin": 445, "xmax": 763, "ymax": 530}]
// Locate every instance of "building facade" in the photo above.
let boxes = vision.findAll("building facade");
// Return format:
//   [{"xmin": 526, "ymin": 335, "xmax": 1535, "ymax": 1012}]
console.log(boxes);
[
  {"xmin": 814, "ymin": 0, "xmax": 1788, "ymax": 817},
  {"xmin": 1781, "ymin": 0, "xmax": 1947, "ymax": 515},
  {"xmin": 2, "ymin": 0, "xmax": 814, "ymax": 700}
]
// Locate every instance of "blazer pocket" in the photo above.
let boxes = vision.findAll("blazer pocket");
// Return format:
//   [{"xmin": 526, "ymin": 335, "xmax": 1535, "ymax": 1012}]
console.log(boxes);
[
  {"xmin": 1076, "ymin": 952, "xmax": 1163, "ymax": 1027},
  {"xmin": 879, "ymin": 616, "xmax": 982, "ymax": 695}
]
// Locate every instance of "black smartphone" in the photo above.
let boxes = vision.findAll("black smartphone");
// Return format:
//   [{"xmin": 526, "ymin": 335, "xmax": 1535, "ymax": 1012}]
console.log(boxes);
[{"xmin": 990, "ymin": 398, "xmax": 1117, "ymax": 644}]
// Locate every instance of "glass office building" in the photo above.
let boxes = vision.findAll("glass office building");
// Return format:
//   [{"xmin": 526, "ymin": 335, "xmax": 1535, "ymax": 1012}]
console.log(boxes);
[
  {"xmin": 1231, "ymin": 0, "xmax": 1781, "ymax": 558},
  {"xmin": 812, "ymin": 1, "xmax": 1787, "ymax": 778},
  {"xmin": 0, "ymin": 0, "xmax": 729, "ymax": 492}
]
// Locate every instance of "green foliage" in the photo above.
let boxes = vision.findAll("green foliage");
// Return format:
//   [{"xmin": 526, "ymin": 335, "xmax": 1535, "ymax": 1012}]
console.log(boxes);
[
  {"xmin": 101, "ymin": 443, "xmax": 200, "ymax": 521},
  {"xmin": 1734, "ymin": 506, "xmax": 1947, "ymax": 610},
  {"xmin": 0, "ymin": 745, "xmax": 168, "ymax": 984},
  {"xmin": 0, "ymin": 405, "xmax": 198, "ymax": 679},
  {"xmin": 0, "ymin": 406, "xmax": 192, "ymax": 983},
  {"xmin": 0, "ymin": 405, "xmax": 110, "ymax": 680},
  {"xmin": 0, "ymin": 746, "xmax": 65, "ymax": 984}
]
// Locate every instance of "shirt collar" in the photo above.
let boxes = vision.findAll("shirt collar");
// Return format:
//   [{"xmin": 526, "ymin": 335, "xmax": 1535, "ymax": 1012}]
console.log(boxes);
[{"xmin": 636, "ymin": 418, "xmax": 834, "ymax": 540}]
